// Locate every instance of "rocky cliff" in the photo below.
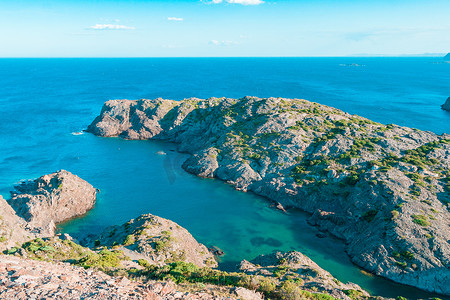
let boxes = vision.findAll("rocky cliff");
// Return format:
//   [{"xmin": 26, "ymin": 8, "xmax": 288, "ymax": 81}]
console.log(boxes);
[
  {"xmin": 442, "ymin": 97, "xmax": 450, "ymax": 111},
  {"xmin": 88, "ymin": 96, "xmax": 450, "ymax": 295},
  {"xmin": 1, "ymin": 170, "xmax": 96, "ymax": 250},
  {"xmin": 0, "ymin": 196, "xmax": 35, "ymax": 250},
  {"xmin": 7, "ymin": 170, "xmax": 96, "ymax": 236}
]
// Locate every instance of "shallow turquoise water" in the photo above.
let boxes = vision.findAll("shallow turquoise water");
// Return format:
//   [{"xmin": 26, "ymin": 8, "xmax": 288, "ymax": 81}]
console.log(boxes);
[{"xmin": 0, "ymin": 58, "xmax": 449, "ymax": 299}]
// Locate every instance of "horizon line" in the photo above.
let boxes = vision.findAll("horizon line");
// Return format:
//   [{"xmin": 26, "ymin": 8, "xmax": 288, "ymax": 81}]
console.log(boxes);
[{"xmin": 0, "ymin": 54, "xmax": 447, "ymax": 59}]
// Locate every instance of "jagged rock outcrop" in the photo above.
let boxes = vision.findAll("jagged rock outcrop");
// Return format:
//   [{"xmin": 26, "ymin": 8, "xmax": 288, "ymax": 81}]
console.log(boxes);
[
  {"xmin": 442, "ymin": 97, "xmax": 450, "ymax": 111},
  {"xmin": 7, "ymin": 170, "xmax": 96, "ymax": 235},
  {"xmin": 0, "ymin": 196, "xmax": 36, "ymax": 251},
  {"xmin": 240, "ymin": 251, "xmax": 369, "ymax": 300},
  {"xmin": 0, "ymin": 170, "xmax": 96, "ymax": 251},
  {"xmin": 88, "ymin": 96, "xmax": 450, "ymax": 295},
  {"xmin": 85, "ymin": 214, "xmax": 217, "ymax": 268}
]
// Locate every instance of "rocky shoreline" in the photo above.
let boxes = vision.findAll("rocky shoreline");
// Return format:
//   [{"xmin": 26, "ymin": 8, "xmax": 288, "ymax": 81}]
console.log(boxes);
[
  {"xmin": 0, "ymin": 170, "xmax": 372, "ymax": 300},
  {"xmin": 87, "ymin": 96, "xmax": 450, "ymax": 295}
]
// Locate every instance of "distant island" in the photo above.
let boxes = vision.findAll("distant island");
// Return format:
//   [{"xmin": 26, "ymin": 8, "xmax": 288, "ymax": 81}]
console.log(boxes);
[
  {"xmin": 442, "ymin": 97, "xmax": 450, "ymax": 111},
  {"xmin": 88, "ymin": 96, "xmax": 450, "ymax": 295}
]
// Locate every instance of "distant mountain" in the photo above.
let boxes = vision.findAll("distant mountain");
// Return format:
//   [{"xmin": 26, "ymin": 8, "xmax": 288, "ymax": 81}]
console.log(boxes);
[{"xmin": 444, "ymin": 53, "xmax": 450, "ymax": 60}]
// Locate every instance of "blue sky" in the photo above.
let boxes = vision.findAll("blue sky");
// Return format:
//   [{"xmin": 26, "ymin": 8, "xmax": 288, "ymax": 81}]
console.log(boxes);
[{"xmin": 1, "ymin": 0, "xmax": 449, "ymax": 57}]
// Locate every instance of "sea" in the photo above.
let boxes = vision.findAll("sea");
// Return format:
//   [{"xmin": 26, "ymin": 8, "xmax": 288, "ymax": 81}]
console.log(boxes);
[{"xmin": 0, "ymin": 58, "xmax": 449, "ymax": 299}]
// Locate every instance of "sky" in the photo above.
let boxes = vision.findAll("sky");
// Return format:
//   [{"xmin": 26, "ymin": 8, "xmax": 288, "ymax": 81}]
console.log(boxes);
[{"xmin": 0, "ymin": 0, "xmax": 449, "ymax": 57}]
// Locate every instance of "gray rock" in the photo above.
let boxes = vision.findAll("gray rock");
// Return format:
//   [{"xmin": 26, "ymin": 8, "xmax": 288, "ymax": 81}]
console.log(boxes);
[{"xmin": 441, "ymin": 97, "xmax": 450, "ymax": 111}]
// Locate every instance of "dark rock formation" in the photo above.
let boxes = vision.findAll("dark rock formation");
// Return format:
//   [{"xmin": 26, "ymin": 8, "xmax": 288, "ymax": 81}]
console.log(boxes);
[
  {"xmin": 442, "ymin": 97, "xmax": 450, "ymax": 111},
  {"xmin": 8, "ymin": 170, "xmax": 96, "ymax": 234},
  {"xmin": 88, "ymin": 96, "xmax": 450, "ymax": 295},
  {"xmin": 85, "ymin": 213, "xmax": 217, "ymax": 268}
]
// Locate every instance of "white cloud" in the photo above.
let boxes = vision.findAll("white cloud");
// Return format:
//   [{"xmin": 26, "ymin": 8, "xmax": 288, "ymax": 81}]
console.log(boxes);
[
  {"xmin": 88, "ymin": 24, "xmax": 135, "ymax": 30},
  {"xmin": 168, "ymin": 17, "xmax": 184, "ymax": 21},
  {"xmin": 227, "ymin": 0, "xmax": 263, "ymax": 5},
  {"xmin": 209, "ymin": 40, "xmax": 239, "ymax": 46},
  {"xmin": 204, "ymin": 0, "xmax": 264, "ymax": 5}
]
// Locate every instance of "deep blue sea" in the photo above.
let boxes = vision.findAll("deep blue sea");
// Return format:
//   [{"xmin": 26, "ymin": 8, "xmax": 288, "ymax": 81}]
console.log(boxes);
[{"xmin": 0, "ymin": 58, "xmax": 449, "ymax": 299}]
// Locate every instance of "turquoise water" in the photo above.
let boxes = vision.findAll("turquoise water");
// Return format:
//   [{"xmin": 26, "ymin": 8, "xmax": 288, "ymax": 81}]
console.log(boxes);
[{"xmin": 0, "ymin": 58, "xmax": 449, "ymax": 299}]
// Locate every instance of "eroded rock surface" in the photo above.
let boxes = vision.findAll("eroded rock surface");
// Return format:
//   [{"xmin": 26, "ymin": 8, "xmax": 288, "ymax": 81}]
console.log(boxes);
[
  {"xmin": 86, "ymin": 213, "xmax": 217, "ymax": 268},
  {"xmin": 88, "ymin": 96, "xmax": 450, "ymax": 294},
  {"xmin": 7, "ymin": 170, "xmax": 96, "ymax": 235}
]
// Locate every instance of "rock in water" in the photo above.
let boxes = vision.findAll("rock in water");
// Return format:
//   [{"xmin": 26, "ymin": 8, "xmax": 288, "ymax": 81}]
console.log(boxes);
[
  {"xmin": 441, "ymin": 97, "xmax": 450, "ymax": 111},
  {"xmin": 7, "ymin": 170, "xmax": 96, "ymax": 234}
]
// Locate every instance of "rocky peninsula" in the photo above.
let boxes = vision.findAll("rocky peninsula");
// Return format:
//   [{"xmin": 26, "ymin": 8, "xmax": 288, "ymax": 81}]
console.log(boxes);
[{"xmin": 88, "ymin": 96, "xmax": 450, "ymax": 295}]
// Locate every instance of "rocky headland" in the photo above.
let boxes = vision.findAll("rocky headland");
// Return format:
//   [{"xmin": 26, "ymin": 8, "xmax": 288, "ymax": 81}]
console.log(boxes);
[
  {"xmin": 87, "ymin": 96, "xmax": 450, "ymax": 295},
  {"xmin": 1, "ymin": 170, "xmax": 96, "ymax": 249},
  {"xmin": 442, "ymin": 97, "xmax": 450, "ymax": 111}
]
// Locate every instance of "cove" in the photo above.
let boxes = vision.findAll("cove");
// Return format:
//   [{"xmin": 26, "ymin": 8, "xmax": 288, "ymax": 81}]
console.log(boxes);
[{"xmin": 58, "ymin": 135, "xmax": 445, "ymax": 299}]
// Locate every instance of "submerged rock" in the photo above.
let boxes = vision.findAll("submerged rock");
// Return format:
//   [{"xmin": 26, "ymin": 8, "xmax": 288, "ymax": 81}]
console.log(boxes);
[
  {"xmin": 88, "ymin": 96, "xmax": 450, "ymax": 295},
  {"xmin": 7, "ymin": 170, "xmax": 96, "ymax": 235},
  {"xmin": 208, "ymin": 246, "xmax": 225, "ymax": 256}
]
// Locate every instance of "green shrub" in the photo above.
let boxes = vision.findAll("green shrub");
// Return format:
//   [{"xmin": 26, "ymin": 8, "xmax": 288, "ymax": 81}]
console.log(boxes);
[
  {"xmin": 412, "ymin": 215, "xmax": 431, "ymax": 227},
  {"xmin": 123, "ymin": 234, "xmax": 135, "ymax": 246},
  {"xmin": 137, "ymin": 259, "xmax": 151, "ymax": 268},
  {"xmin": 362, "ymin": 210, "xmax": 378, "ymax": 222},
  {"xmin": 76, "ymin": 249, "xmax": 124, "ymax": 270}
]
